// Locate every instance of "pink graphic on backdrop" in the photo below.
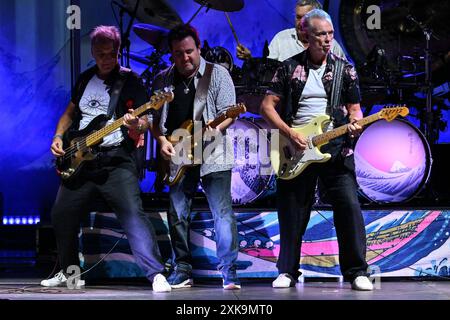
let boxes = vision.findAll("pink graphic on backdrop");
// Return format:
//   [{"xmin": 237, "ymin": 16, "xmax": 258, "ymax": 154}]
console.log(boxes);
[{"xmin": 355, "ymin": 120, "xmax": 425, "ymax": 172}]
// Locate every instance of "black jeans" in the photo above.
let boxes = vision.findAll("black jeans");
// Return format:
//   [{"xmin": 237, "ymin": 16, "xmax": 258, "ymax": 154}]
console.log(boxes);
[
  {"xmin": 51, "ymin": 150, "xmax": 165, "ymax": 282},
  {"xmin": 168, "ymin": 168, "xmax": 238, "ymax": 276},
  {"xmin": 276, "ymin": 155, "xmax": 369, "ymax": 282}
]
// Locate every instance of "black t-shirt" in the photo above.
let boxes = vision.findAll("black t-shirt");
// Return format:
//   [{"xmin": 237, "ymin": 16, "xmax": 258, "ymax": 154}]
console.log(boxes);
[{"xmin": 164, "ymin": 70, "xmax": 196, "ymax": 135}]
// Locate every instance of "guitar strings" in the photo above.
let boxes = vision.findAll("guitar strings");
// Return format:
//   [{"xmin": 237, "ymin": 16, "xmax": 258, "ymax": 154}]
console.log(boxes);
[{"xmin": 58, "ymin": 96, "xmax": 165, "ymax": 160}]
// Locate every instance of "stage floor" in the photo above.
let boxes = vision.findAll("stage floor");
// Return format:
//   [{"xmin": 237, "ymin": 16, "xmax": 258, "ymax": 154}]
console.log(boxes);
[{"xmin": 1, "ymin": 278, "xmax": 449, "ymax": 300}]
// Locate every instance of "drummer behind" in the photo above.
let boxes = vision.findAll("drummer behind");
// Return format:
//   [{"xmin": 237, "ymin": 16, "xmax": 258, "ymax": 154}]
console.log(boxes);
[
  {"xmin": 260, "ymin": 9, "xmax": 373, "ymax": 290},
  {"xmin": 149, "ymin": 24, "xmax": 241, "ymax": 290},
  {"xmin": 237, "ymin": 0, "xmax": 346, "ymax": 61}
]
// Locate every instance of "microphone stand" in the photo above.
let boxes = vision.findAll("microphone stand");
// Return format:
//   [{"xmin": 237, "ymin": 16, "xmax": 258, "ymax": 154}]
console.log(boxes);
[
  {"xmin": 407, "ymin": 14, "xmax": 439, "ymax": 144},
  {"xmin": 187, "ymin": 1, "xmax": 211, "ymax": 24},
  {"xmin": 113, "ymin": 0, "xmax": 140, "ymax": 68},
  {"xmin": 406, "ymin": 14, "xmax": 442, "ymax": 204}
]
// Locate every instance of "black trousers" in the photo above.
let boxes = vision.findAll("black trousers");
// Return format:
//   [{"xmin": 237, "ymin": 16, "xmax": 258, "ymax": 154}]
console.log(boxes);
[
  {"xmin": 51, "ymin": 149, "xmax": 165, "ymax": 282},
  {"xmin": 276, "ymin": 155, "xmax": 369, "ymax": 282}
]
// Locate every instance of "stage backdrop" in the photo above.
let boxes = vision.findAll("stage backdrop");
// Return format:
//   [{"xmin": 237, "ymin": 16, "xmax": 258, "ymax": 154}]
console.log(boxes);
[
  {"xmin": 79, "ymin": 209, "xmax": 450, "ymax": 279},
  {"xmin": 0, "ymin": 0, "xmax": 448, "ymax": 224}
]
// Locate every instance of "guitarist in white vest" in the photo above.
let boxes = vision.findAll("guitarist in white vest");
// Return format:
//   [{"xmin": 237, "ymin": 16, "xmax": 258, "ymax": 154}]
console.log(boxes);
[
  {"xmin": 150, "ymin": 24, "xmax": 241, "ymax": 290},
  {"xmin": 260, "ymin": 10, "xmax": 374, "ymax": 291},
  {"xmin": 42, "ymin": 26, "xmax": 171, "ymax": 292}
]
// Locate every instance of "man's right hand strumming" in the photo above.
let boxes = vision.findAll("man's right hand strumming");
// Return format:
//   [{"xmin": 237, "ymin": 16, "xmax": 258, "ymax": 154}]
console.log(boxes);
[
  {"xmin": 51, "ymin": 135, "xmax": 65, "ymax": 157},
  {"xmin": 289, "ymin": 129, "xmax": 308, "ymax": 151},
  {"xmin": 159, "ymin": 139, "xmax": 176, "ymax": 160}
]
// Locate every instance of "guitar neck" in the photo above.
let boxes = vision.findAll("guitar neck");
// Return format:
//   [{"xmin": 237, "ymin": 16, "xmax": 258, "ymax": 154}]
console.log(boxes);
[
  {"xmin": 203, "ymin": 113, "xmax": 228, "ymax": 132},
  {"xmin": 312, "ymin": 112, "xmax": 381, "ymax": 146},
  {"xmin": 85, "ymin": 102, "xmax": 151, "ymax": 147}
]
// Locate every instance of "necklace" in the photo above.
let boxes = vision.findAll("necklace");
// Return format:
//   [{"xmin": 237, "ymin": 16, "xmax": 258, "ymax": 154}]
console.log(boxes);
[{"xmin": 182, "ymin": 69, "xmax": 199, "ymax": 94}]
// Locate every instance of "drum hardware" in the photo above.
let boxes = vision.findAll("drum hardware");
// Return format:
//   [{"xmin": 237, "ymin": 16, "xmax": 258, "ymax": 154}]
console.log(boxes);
[
  {"xmin": 131, "ymin": 22, "xmax": 172, "ymax": 88},
  {"xmin": 405, "ymin": 14, "xmax": 439, "ymax": 144},
  {"xmin": 114, "ymin": 0, "xmax": 183, "ymax": 67},
  {"xmin": 201, "ymin": 40, "xmax": 234, "ymax": 72},
  {"xmin": 187, "ymin": 0, "xmax": 244, "ymax": 24},
  {"xmin": 119, "ymin": 0, "xmax": 183, "ymax": 29},
  {"xmin": 112, "ymin": 0, "xmax": 141, "ymax": 68},
  {"xmin": 133, "ymin": 23, "xmax": 170, "ymax": 53},
  {"xmin": 234, "ymin": 57, "xmax": 282, "ymax": 114}
]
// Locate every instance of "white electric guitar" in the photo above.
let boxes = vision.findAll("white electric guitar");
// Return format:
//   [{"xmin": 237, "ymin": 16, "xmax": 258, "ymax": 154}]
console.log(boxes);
[{"xmin": 270, "ymin": 105, "xmax": 409, "ymax": 180}]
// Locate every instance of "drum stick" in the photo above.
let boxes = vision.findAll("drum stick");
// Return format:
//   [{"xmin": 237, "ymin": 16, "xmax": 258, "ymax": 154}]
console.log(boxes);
[{"xmin": 224, "ymin": 12, "xmax": 241, "ymax": 45}]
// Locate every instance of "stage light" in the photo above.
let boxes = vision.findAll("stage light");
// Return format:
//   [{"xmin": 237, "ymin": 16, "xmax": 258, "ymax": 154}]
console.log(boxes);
[{"xmin": 2, "ymin": 215, "xmax": 41, "ymax": 225}]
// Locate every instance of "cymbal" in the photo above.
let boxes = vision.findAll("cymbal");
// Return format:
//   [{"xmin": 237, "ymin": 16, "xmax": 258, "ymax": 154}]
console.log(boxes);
[
  {"xmin": 133, "ymin": 23, "xmax": 169, "ymax": 53},
  {"xmin": 194, "ymin": 0, "xmax": 244, "ymax": 12},
  {"xmin": 122, "ymin": 0, "xmax": 183, "ymax": 29}
]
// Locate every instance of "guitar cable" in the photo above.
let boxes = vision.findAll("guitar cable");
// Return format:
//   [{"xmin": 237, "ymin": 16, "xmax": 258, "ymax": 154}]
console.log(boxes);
[{"xmin": 0, "ymin": 232, "xmax": 125, "ymax": 295}]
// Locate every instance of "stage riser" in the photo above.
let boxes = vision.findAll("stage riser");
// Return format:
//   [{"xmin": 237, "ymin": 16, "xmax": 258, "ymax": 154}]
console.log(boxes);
[{"xmin": 79, "ymin": 210, "xmax": 450, "ymax": 279}]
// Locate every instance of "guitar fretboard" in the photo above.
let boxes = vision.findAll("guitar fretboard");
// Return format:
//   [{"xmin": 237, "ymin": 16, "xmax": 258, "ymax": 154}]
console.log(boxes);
[
  {"xmin": 195, "ymin": 105, "xmax": 246, "ymax": 139},
  {"xmin": 312, "ymin": 113, "xmax": 381, "ymax": 146},
  {"xmin": 84, "ymin": 97, "xmax": 164, "ymax": 147}
]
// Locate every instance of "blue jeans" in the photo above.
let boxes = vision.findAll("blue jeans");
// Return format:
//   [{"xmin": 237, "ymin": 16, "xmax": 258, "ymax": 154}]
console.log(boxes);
[{"xmin": 168, "ymin": 168, "xmax": 238, "ymax": 275}]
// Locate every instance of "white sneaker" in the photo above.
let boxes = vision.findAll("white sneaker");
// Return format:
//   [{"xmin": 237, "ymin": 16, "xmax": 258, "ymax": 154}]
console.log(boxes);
[
  {"xmin": 40, "ymin": 271, "xmax": 85, "ymax": 288},
  {"xmin": 351, "ymin": 276, "xmax": 374, "ymax": 291},
  {"xmin": 40, "ymin": 271, "xmax": 67, "ymax": 287},
  {"xmin": 152, "ymin": 274, "xmax": 172, "ymax": 293},
  {"xmin": 272, "ymin": 273, "xmax": 296, "ymax": 288}
]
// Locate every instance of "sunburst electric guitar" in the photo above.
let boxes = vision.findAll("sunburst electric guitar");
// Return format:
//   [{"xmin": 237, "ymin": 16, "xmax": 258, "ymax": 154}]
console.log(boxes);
[
  {"xmin": 56, "ymin": 89, "xmax": 174, "ymax": 181},
  {"xmin": 270, "ymin": 105, "xmax": 409, "ymax": 180},
  {"xmin": 161, "ymin": 103, "xmax": 247, "ymax": 186}
]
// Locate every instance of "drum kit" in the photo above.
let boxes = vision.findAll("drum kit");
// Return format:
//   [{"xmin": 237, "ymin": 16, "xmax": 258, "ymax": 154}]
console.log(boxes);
[
  {"xmin": 114, "ymin": 0, "xmax": 448, "ymax": 205},
  {"xmin": 116, "ymin": 0, "xmax": 280, "ymax": 115}
]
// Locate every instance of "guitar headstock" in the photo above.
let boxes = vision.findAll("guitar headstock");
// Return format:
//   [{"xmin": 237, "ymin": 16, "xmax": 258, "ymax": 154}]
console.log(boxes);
[
  {"xmin": 225, "ymin": 103, "xmax": 247, "ymax": 119},
  {"xmin": 379, "ymin": 105, "xmax": 409, "ymax": 122},
  {"xmin": 149, "ymin": 86, "xmax": 175, "ymax": 110}
]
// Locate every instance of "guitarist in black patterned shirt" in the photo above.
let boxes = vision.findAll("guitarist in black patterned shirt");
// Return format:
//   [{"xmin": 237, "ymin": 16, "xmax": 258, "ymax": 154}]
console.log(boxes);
[{"xmin": 261, "ymin": 10, "xmax": 373, "ymax": 291}]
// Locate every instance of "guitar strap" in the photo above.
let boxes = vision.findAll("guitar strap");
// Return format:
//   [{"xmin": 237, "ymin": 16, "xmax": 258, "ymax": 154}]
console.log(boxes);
[
  {"xmin": 193, "ymin": 63, "xmax": 214, "ymax": 122},
  {"xmin": 329, "ymin": 58, "xmax": 345, "ymax": 124},
  {"xmin": 106, "ymin": 68, "xmax": 129, "ymax": 119}
]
